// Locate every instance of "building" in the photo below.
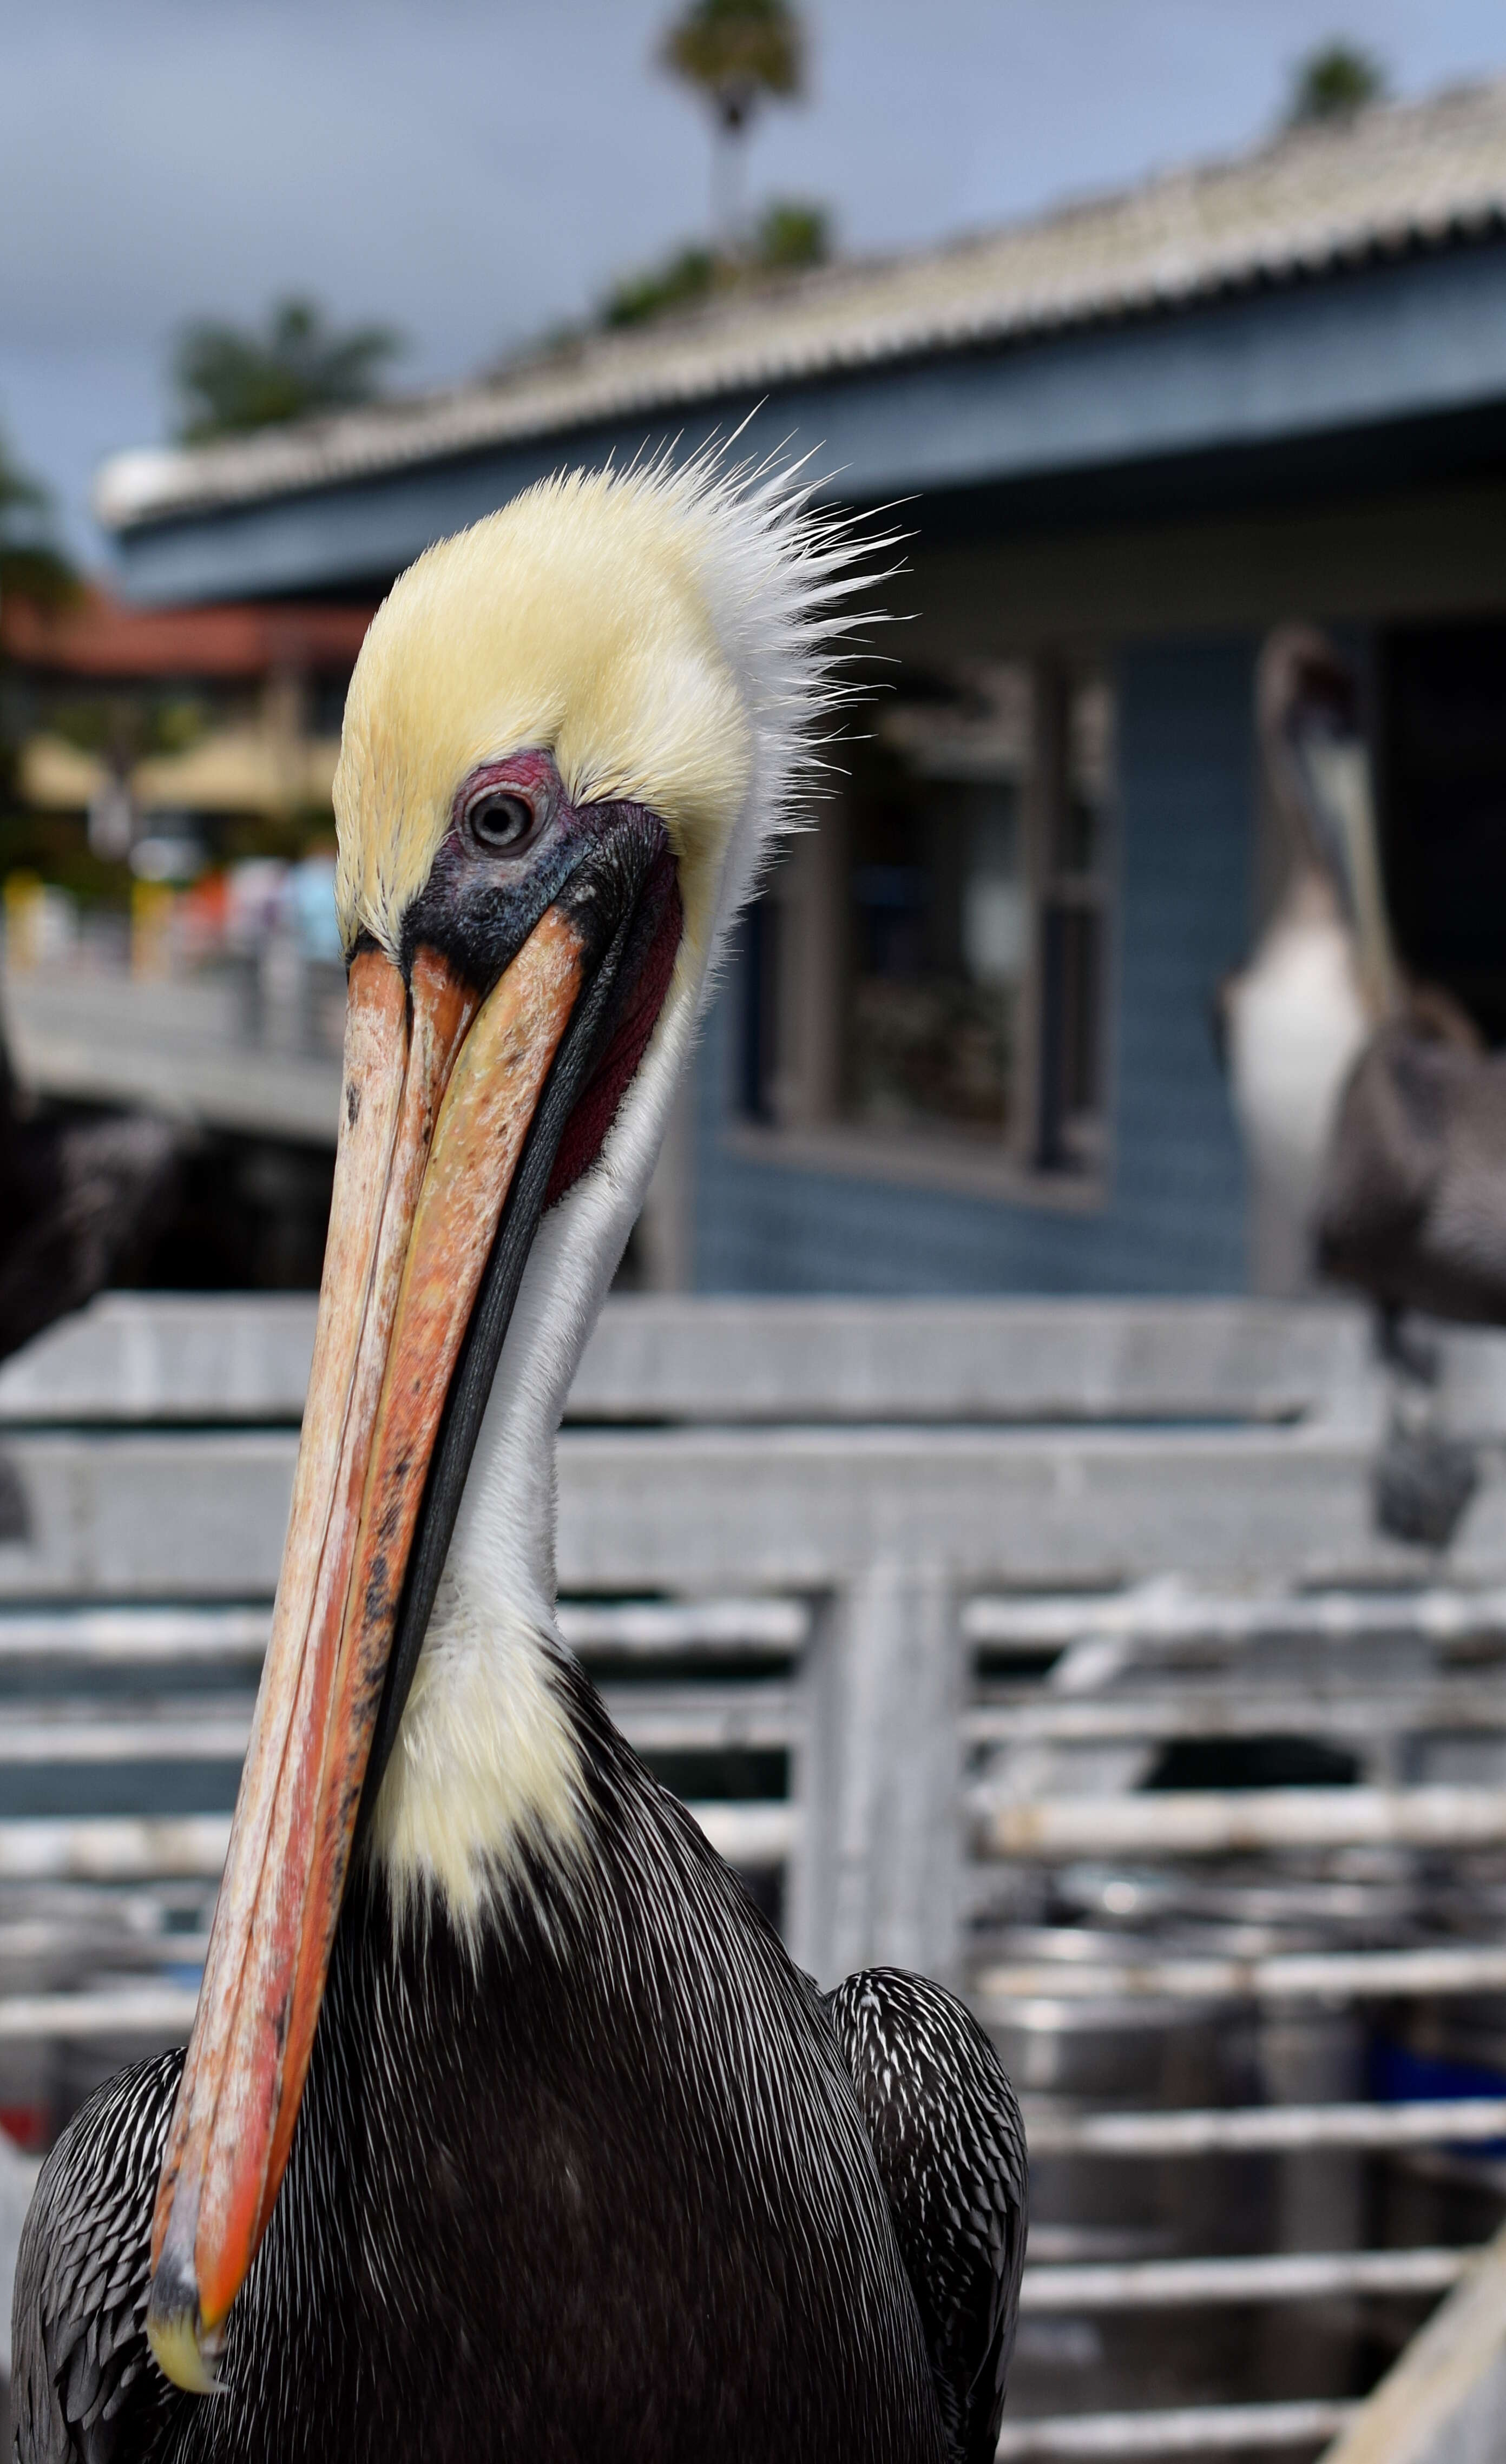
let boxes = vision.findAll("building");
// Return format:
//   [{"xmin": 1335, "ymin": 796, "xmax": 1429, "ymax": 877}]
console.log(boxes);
[
  {"xmin": 1, "ymin": 588, "xmax": 373, "ymax": 867},
  {"xmin": 0, "ymin": 592, "xmax": 383, "ymax": 1290},
  {"xmin": 96, "ymin": 78, "xmax": 1506, "ymax": 1296}
]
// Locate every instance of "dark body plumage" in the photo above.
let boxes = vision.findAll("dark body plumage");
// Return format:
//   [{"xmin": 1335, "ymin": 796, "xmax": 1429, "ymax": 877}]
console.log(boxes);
[
  {"xmin": 827, "ymin": 1971, "xmax": 1028, "ymax": 2464},
  {"xmin": 15, "ymin": 1656, "xmax": 1025, "ymax": 2464},
  {"xmin": 1317, "ymin": 1021, "xmax": 1506, "ymax": 1325}
]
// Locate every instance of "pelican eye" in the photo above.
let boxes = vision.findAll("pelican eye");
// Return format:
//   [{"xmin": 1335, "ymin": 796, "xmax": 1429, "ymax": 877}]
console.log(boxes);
[{"xmin": 465, "ymin": 789, "xmax": 539, "ymax": 855}]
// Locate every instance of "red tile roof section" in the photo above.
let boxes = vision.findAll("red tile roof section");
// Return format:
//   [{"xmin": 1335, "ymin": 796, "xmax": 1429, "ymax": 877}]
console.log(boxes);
[{"xmin": 0, "ymin": 587, "xmax": 374, "ymax": 680}]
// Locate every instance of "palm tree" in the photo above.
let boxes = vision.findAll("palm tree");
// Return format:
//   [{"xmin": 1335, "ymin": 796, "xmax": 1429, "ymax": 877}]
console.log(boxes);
[
  {"xmin": 174, "ymin": 297, "xmax": 403, "ymax": 444},
  {"xmin": 1285, "ymin": 41, "xmax": 1387, "ymax": 129},
  {"xmin": 661, "ymin": 0, "xmax": 804, "ymax": 248}
]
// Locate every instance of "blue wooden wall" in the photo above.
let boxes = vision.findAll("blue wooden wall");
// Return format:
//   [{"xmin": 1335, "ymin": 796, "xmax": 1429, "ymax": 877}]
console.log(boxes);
[{"xmin": 691, "ymin": 633, "xmax": 1257, "ymax": 1295}]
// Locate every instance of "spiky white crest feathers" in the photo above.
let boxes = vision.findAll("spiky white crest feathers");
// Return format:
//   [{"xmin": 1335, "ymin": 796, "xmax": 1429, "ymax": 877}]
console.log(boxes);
[{"xmin": 335, "ymin": 444, "xmax": 878, "ymax": 969}]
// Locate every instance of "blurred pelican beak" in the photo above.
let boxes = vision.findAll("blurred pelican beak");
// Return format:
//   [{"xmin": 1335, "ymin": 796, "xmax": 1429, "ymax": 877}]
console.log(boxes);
[{"xmin": 144, "ymin": 906, "xmax": 596, "ymax": 2390}]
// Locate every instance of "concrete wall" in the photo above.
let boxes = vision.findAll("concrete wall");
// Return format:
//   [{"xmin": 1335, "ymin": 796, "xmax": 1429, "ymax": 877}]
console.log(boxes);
[{"xmin": 692, "ymin": 632, "xmax": 1255, "ymax": 1295}]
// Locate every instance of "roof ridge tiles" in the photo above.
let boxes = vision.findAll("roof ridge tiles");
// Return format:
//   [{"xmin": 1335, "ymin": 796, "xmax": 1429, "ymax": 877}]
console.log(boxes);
[{"xmin": 95, "ymin": 70, "xmax": 1506, "ymax": 536}]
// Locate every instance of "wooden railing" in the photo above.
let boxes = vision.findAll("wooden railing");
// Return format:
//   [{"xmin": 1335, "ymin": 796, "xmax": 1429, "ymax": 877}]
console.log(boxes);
[{"xmin": 5, "ymin": 1293, "xmax": 1506, "ymax": 2456}]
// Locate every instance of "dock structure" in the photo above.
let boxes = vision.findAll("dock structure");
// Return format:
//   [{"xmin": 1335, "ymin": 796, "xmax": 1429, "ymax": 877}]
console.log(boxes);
[
  {"xmin": 3, "ymin": 1293, "xmax": 1506, "ymax": 2457},
  {"xmin": 3, "ymin": 962, "xmax": 343, "ymax": 1149}
]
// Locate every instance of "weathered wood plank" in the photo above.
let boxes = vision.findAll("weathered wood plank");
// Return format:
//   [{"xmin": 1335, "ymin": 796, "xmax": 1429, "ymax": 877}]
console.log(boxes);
[
  {"xmin": 975, "ymin": 1943, "xmax": 1506, "ymax": 2007},
  {"xmin": 10, "ymin": 1295, "xmax": 1506, "ymax": 1467},
  {"xmin": 553, "ymin": 1426, "xmax": 1506, "ymax": 1591},
  {"xmin": 0, "ymin": 1985, "xmax": 203, "ymax": 2040},
  {"xmin": 1021, "ymin": 2248, "xmax": 1472, "ymax": 2314},
  {"xmin": 0, "ymin": 1295, "xmax": 315, "ymax": 1425},
  {"xmin": 968, "ymin": 1684, "xmax": 1506, "ymax": 1744},
  {"xmin": 3, "ymin": 1422, "xmax": 1504, "ymax": 1596},
  {"xmin": 796, "ymin": 1562, "xmax": 963, "ymax": 1988},
  {"xmin": 0, "ymin": 1688, "xmax": 797, "ymax": 1763},
  {"xmin": 0, "ymin": 1816, "xmax": 231, "ymax": 1880},
  {"xmin": 977, "ymin": 1783, "xmax": 1506, "ymax": 1859},
  {"xmin": 997, "ymin": 2401, "xmax": 1358, "ymax": 2459},
  {"xmin": 597, "ymin": 1684, "xmax": 799, "ymax": 1752},
  {"xmin": 0, "ymin": 1804, "xmax": 790, "ymax": 1889},
  {"xmin": 964, "ymin": 1584, "xmax": 1506, "ymax": 1652},
  {"xmin": 1025, "ymin": 2101, "xmax": 1506, "ymax": 2156},
  {"xmin": 0, "ymin": 1429, "xmax": 298, "ymax": 1596},
  {"xmin": 566, "ymin": 1298, "xmax": 1381, "ymax": 1428},
  {"xmin": 1318, "ymin": 2222, "xmax": 1506, "ymax": 2464},
  {"xmin": 557, "ymin": 1597, "xmax": 808, "ymax": 1656},
  {"xmin": 0, "ymin": 1607, "xmax": 270, "ymax": 1664},
  {"xmin": 0, "ymin": 1700, "xmax": 257, "ymax": 1763},
  {"xmin": 0, "ymin": 1602, "xmax": 801, "ymax": 1667},
  {"xmin": 0, "ymin": 1293, "xmax": 1397, "ymax": 1429}
]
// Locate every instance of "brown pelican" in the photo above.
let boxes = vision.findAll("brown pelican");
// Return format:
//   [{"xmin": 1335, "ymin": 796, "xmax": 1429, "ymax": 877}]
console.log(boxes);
[
  {"xmin": 1225, "ymin": 625, "xmax": 1506, "ymax": 1543},
  {"xmin": 1222, "ymin": 628, "xmax": 1397, "ymax": 1297},
  {"xmin": 12, "ymin": 454, "xmax": 1026, "ymax": 2463}
]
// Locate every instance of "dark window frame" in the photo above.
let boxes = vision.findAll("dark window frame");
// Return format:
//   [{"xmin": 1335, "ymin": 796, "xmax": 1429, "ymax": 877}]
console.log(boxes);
[{"xmin": 730, "ymin": 655, "xmax": 1116, "ymax": 1204}]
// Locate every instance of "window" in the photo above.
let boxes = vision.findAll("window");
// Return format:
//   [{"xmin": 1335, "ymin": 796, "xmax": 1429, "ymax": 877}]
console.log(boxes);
[
  {"xmin": 1379, "ymin": 618, "xmax": 1506, "ymax": 1043},
  {"xmin": 735, "ymin": 657, "xmax": 1114, "ymax": 1194},
  {"xmin": 1035, "ymin": 661, "xmax": 1114, "ymax": 1174}
]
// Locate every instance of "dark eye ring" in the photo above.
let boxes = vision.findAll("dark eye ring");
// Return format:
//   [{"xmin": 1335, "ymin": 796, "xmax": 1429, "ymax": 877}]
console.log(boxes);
[{"xmin": 465, "ymin": 789, "xmax": 537, "ymax": 853}]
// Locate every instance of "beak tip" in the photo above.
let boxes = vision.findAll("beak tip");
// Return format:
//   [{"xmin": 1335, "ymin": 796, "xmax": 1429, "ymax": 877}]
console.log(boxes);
[{"xmin": 146, "ymin": 2248, "xmax": 224, "ymax": 2395}]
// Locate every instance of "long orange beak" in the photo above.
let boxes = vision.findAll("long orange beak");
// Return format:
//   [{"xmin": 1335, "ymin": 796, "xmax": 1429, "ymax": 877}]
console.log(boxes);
[{"xmin": 145, "ymin": 913, "xmax": 588, "ymax": 2391}]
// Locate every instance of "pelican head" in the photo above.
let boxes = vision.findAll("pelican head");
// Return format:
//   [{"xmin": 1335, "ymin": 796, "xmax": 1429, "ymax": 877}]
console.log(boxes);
[{"xmin": 143, "ymin": 449, "xmax": 871, "ymax": 2390}]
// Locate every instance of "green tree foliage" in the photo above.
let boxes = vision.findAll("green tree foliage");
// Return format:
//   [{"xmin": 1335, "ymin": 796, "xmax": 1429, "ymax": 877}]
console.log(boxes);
[
  {"xmin": 174, "ymin": 297, "xmax": 403, "ymax": 443},
  {"xmin": 661, "ymin": 0, "xmax": 803, "ymax": 134},
  {"xmin": 1286, "ymin": 39, "xmax": 1388, "ymax": 128},
  {"xmin": 756, "ymin": 197, "xmax": 827, "ymax": 270},
  {"xmin": 0, "ymin": 428, "xmax": 74, "ymax": 609},
  {"xmin": 605, "ymin": 247, "xmax": 722, "ymax": 330},
  {"xmin": 603, "ymin": 197, "xmax": 829, "ymax": 328},
  {"xmin": 0, "ymin": 426, "xmax": 75, "ymax": 821}
]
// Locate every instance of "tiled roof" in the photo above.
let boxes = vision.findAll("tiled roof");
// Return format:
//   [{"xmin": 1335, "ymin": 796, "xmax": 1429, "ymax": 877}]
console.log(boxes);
[
  {"xmin": 96, "ymin": 76, "xmax": 1506, "ymax": 535},
  {"xmin": 1, "ymin": 587, "xmax": 374, "ymax": 677}
]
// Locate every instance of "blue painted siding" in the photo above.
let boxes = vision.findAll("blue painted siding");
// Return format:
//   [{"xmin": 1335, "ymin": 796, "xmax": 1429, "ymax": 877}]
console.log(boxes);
[{"xmin": 692, "ymin": 634, "xmax": 1255, "ymax": 1296}]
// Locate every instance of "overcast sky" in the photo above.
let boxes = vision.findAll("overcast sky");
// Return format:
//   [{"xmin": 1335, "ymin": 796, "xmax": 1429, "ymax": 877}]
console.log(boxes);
[{"xmin": 3, "ymin": 0, "xmax": 1505, "ymax": 566}]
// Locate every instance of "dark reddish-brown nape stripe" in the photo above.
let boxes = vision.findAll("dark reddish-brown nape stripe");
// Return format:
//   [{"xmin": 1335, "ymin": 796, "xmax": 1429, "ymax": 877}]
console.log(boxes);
[{"xmin": 545, "ymin": 860, "xmax": 682, "ymax": 1208}]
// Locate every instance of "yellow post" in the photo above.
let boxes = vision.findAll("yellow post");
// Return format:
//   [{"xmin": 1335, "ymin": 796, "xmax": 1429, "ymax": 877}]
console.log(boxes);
[
  {"xmin": 131, "ymin": 880, "xmax": 177, "ymax": 979},
  {"xmin": 3, "ymin": 872, "xmax": 45, "ymax": 973}
]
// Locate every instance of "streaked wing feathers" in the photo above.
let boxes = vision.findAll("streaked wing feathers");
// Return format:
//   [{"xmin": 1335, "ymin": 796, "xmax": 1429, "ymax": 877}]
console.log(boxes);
[
  {"xmin": 12, "ymin": 2050, "xmax": 187, "ymax": 2464},
  {"xmin": 826, "ymin": 1967, "xmax": 1027, "ymax": 2464}
]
